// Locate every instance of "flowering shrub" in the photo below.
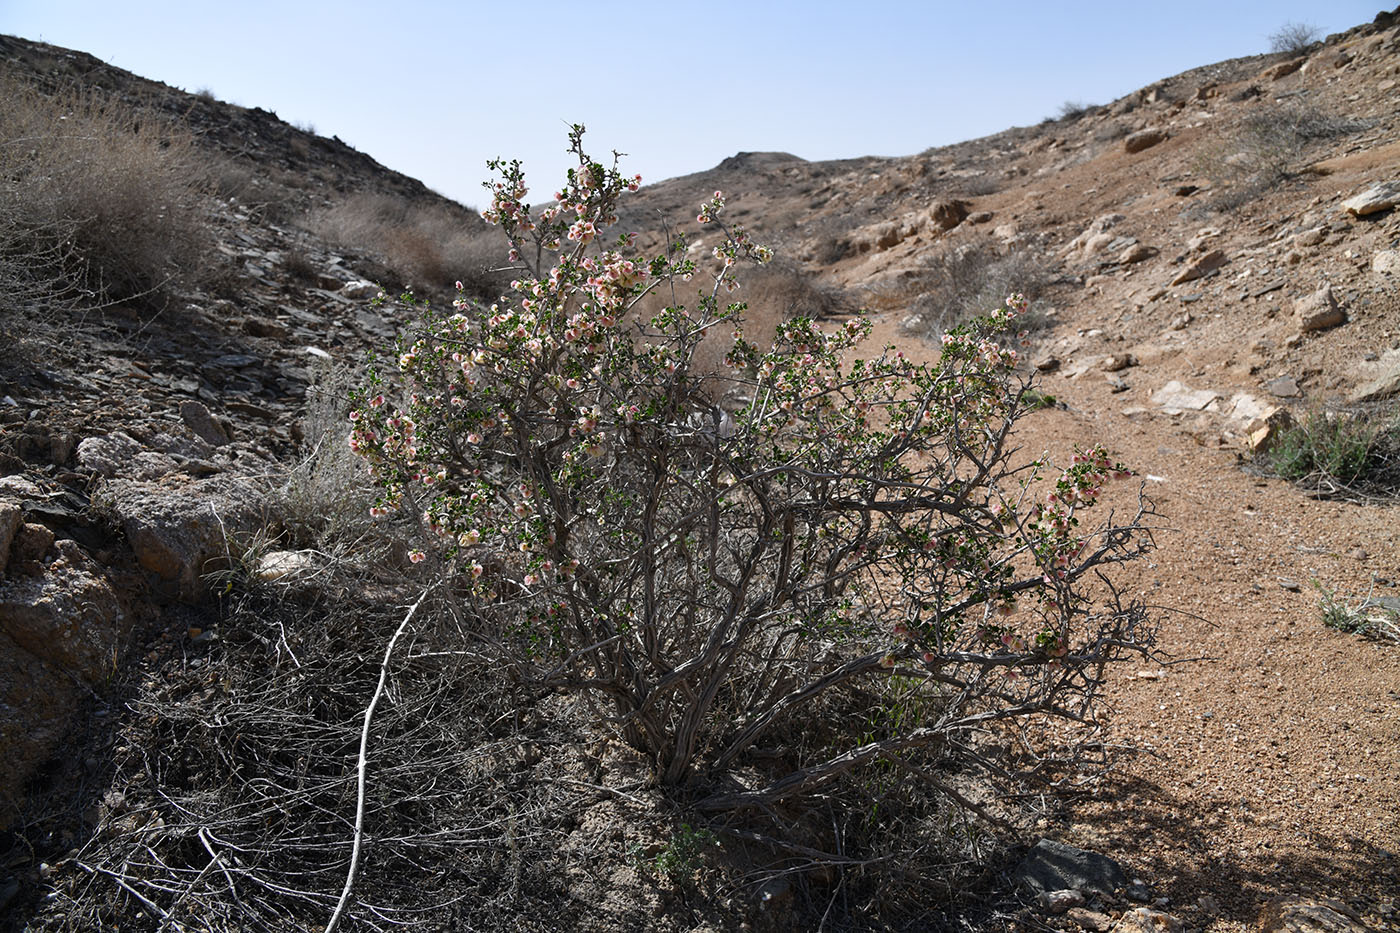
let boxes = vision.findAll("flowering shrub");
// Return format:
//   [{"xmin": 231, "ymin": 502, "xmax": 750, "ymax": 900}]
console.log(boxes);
[{"xmin": 349, "ymin": 128, "xmax": 1154, "ymax": 808}]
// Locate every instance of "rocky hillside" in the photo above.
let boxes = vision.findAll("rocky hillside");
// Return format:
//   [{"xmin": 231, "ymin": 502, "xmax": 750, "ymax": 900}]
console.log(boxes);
[{"xmin": 1, "ymin": 11, "xmax": 1398, "ymax": 932}]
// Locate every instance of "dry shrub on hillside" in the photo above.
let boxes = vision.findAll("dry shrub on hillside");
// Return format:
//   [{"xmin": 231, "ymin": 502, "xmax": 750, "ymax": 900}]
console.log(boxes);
[
  {"xmin": 906, "ymin": 245, "xmax": 1052, "ymax": 337},
  {"xmin": 1269, "ymin": 21, "xmax": 1322, "ymax": 56},
  {"xmin": 273, "ymin": 362, "xmax": 385, "ymax": 549},
  {"xmin": 0, "ymin": 72, "xmax": 211, "ymax": 307},
  {"xmin": 303, "ymin": 192, "xmax": 506, "ymax": 299},
  {"xmin": 1052, "ymin": 101, "xmax": 1098, "ymax": 123},
  {"xmin": 634, "ymin": 259, "xmax": 845, "ymax": 382},
  {"xmin": 735, "ymin": 258, "xmax": 843, "ymax": 323},
  {"xmin": 952, "ymin": 174, "xmax": 1003, "ymax": 198},
  {"xmin": 1201, "ymin": 104, "xmax": 1371, "ymax": 211}
]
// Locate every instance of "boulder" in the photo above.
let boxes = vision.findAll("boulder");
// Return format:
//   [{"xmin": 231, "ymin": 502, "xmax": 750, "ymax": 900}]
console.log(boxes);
[
  {"xmin": 1064, "ymin": 214, "xmax": 1126, "ymax": 256},
  {"xmin": 1294, "ymin": 285, "xmax": 1346, "ymax": 333},
  {"xmin": 103, "ymin": 475, "xmax": 262, "ymax": 600},
  {"xmin": 1083, "ymin": 232, "xmax": 1116, "ymax": 255},
  {"xmin": 0, "ymin": 540, "xmax": 131, "ymax": 822},
  {"xmin": 257, "ymin": 549, "xmax": 320, "ymax": 581},
  {"xmin": 873, "ymin": 221, "xmax": 902, "ymax": 250},
  {"xmin": 1349, "ymin": 349, "xmax": 1400, "ymax": 403},
  {"xmin": 1341, "ymin": 181, "xmax": 1400, "ymax": 217},
  {"xmin": 13, "ymin": 523, "xmax": 54, "ymax": 563},
  {"xmin": 1185, "ymin": 227, "xmax": 1221, "ymax": 251},
  {"xmin": 1246, "ymin": 407, "xmax": 1296, "ymax": 453},
  {"xmin": 1169, "ymin": 249, "xmax": 1227, "ymax": 285},
  {"xmin": 1123, "ymin": 129, "xmax": 1168, "ymax": 153},
  {"xmin": 77, "ymin": 432, "xmax": 179, "ymax": 481},
  {"xmin": 1260, "ymin": 896, "xmax": 1374, "ymax": 933},
  {"xmin": 341, "ymin": 280, "xmax": 380, "ymax": 299},
  {"xmin": 77, "ymin": 431, "xmax": 217, "ymax": 481},
  {"xmin": 1263, "ymin": 58, "xmax": 1304, "ymax": 81},
  {"xmin": 1226, "ymin": 393, "xmax": 1271, "ymax": 425},
  {"xmin": 1040, "ymin": 889, "xmax": 1086, "ymax": 914},
  {"xmin": 1120, "ymin": 243, "xmax": 1154, "ymax": 264}
]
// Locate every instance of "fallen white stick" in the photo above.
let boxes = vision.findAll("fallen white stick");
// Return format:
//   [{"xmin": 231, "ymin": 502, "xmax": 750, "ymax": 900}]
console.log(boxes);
[{"xmin": 324, "ymin": 584, "xmax": 433, "ymax": 933}]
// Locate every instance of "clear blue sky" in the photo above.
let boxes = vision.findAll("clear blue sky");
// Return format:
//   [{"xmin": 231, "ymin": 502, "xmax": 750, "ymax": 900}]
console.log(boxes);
[{"xmin": 3, "ymin": 1, "xmax": 1381, "ymax": 208}]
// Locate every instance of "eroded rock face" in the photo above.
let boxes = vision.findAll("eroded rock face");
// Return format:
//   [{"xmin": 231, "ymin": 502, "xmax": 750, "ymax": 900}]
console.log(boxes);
[{"xmin": 0, "ymin": 540, "xmax": 132, "ymax": 819}]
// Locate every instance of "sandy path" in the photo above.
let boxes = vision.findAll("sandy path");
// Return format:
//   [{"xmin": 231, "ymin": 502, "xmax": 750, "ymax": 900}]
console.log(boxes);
[{"xmin": 865, "ymin": 310, "xmax": 1400, "ymax": 927}]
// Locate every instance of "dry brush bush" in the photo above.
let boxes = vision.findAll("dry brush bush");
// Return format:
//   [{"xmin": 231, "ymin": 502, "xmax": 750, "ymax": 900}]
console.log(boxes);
[
  {"xmin": 271, "ymin": 360, "xmax": 390, "ymax": 556},
  {"xmin": 302, "ymin": 192, "xmax": 506, "ymax": 300},
  {"xmin": 0, "ymin": 72, "xmax": 211, "ymax": 307},
  {"xmin": 350, "ymin": 128, "xmax": 1157, "ymax": 835},
  {"xmin": 632, "ymin": 258, "xmax": 845, "ymax": 380},
  {"xmin": 1200, "ymin": 104, "xmax": 1372, "ymax": 211},
  {"xmin": 905, "ymin": 244, "xmax": 1053, "ymax": 338},
  {"xmin": 1268, "ymin": 21, "xmax": 1322, "ymax": 56},
  {"xmin": 19, "ymin": 570, "xmax": 585, "ymax": 933}
]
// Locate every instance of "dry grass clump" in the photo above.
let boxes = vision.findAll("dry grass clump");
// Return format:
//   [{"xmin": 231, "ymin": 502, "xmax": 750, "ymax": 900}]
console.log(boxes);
[
  {"xmin": 1050, "ymin": 101, "xmax": 1098, "ymax": 123},
  {"xmin": 953, "ymin": 174, "xmax": 1003, "ymax": 198},
  {"xmin": 271, "ymin": 361, "xmax": 389, "ymax": 556},
  {"xmin": 303, "ymin": 193, "xmax": 506, "ymax": 300},
  {"xmin": 0, "ymin": 72, "xmax": 211, "ymax": 307}
]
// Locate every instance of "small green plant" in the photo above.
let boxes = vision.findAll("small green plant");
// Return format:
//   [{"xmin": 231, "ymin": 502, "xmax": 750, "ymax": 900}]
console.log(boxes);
[
  {"xmin": 1266, "ymin": 408, "xmax": 1400, "ymax": 494},
  {"xmin": 1022, "ymin": 388, "xmax": 1059, "ymax": 411},
  {"xmin": 646, "ymin": 823, "xmax": 718, "ymax": 884},
  {"xmin": 1269, "ymin": 22, "xmax": 1321, "ymax": 56},
  {"xmin": 1316, "ymin": 583, "xmax": 1400, "ymax": 643}
]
